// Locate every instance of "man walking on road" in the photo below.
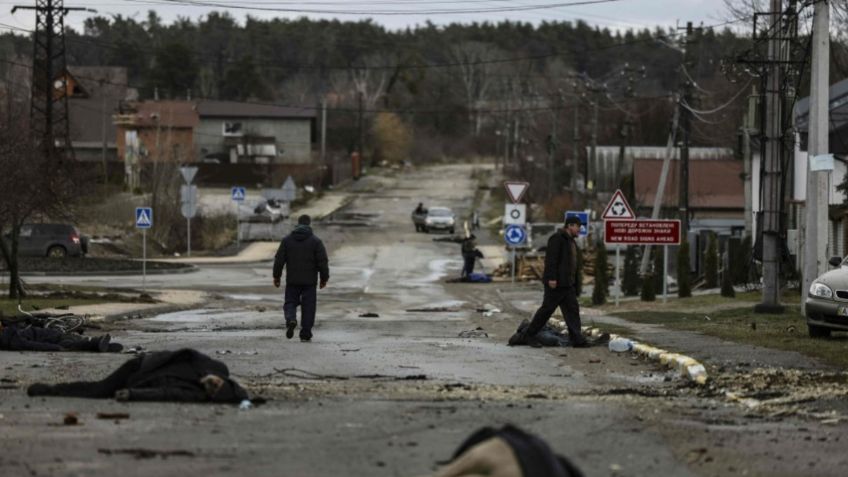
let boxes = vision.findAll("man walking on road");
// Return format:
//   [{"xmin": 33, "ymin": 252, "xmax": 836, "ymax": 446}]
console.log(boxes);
[
  {"xmin": 273, "ymin": 214, "xmax": 329, "ymax": 342},
  {"xmin": 509, "ymin": 215, "xmax": 587, "ymax": 348}
]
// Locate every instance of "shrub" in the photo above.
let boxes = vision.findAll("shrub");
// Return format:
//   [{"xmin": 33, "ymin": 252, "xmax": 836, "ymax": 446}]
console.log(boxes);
[{"xmin": 621, "ymin": 246, "xmax": 640, "ymax": 296}]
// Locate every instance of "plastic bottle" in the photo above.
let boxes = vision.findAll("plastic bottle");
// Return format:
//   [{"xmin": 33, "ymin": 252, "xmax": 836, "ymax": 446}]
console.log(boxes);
[{"xmin": 608, "ymin": 337, "xmax": 633, "ymax": 353}]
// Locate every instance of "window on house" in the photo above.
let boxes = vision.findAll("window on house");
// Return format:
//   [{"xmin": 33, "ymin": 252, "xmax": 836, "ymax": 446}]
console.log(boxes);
[{"xmin": 223, "ymin": 122, "xmax": 243, "ymax": 136}]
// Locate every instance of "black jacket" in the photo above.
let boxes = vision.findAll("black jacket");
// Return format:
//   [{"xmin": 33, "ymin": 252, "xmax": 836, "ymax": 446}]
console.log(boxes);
[
  {"xmin": 273, "ymin": 225, "xmax": 329, "ymax": 286},
  {"xmin": 0, "ymin": 323, "xmax": 63, "ymax": 351},
  {"xmin": 542, "ymin": 229, "xmax": 579, "ymax": 288}
]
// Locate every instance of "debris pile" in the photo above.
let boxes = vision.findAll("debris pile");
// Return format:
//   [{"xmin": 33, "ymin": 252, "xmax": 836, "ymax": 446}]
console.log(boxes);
[{"xmin": 491, "ymin": 248, "xmax": 610, "ymax": 282}]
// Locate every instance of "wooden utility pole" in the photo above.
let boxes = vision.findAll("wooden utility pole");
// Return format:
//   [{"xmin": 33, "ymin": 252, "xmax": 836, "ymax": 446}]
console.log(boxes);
[
  {"xmin": 679, "ymin": 22, "xmax": 696, "ymax": 236},
  {"xmin": 802, "ymin": 0, "xmax": 830, "ymax": 316}
]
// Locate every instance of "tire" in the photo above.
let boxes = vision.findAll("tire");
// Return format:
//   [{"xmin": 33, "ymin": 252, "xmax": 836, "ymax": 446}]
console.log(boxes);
[
  {"xmin": 808, "ymin": 324, "xmax": 832, "ymax": 338},
  {"xmin": 47, "ymin": 246, "xmax": 67, "ymax": 258}
]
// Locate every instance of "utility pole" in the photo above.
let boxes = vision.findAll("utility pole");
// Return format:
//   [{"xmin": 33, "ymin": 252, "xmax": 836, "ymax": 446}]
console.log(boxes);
[
  {"xmin": 320, "ymin": 96, "xmax": 327, "ymax": 164},
  {"xmin": 12, "ymin": 1, "xmax": 86, "ymax": 163},
  {"xmin": 572, "ymin": 104, "xmax": 579, "ymax": 191},
  {"xmin": 588, "ymin": 95, "xmax": 599, "ymax": 192},
  {"xmin": 756, "ymin": 0, "xmax": 786, "ymax": 313},
  {"xmin": 547, "ymin": 105, "xmax": 557, "ymax": 198},
  {"xmin": 357, "ymin": 90, "xmax": 364, "ymax": 157},
  {"xmin": 679, "ymin": 22, "xmax": 696, "ymax": 236},
  {"xmin": 802, "ymin": 0, "xmax": 830, "ymax": 316}
]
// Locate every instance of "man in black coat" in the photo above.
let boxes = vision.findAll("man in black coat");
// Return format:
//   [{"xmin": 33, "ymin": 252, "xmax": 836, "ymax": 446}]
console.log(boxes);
[
  {"xmin": 27, "ymin": 348, "xmax": 248, "ymax": 403},
  {"xmin": 509, "ymin": 215, "xmax": 588, "ymax": 348},
  {"xmin": 273, "ymin": 214, "xmax": 329, "ymax": 342}
]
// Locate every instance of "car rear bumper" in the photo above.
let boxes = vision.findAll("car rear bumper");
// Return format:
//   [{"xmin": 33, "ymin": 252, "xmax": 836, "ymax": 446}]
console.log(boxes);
[{"xmin": 806, "ymin": 295, "xmax": 848, "ymax": 331}]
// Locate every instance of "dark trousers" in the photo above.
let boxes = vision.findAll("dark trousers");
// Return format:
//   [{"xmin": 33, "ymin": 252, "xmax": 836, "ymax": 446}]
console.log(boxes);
[
  {"xmin": 462, "ymin": 253, "xmax": 475, "ymax": 277},
  {"xmin": 33, "ymin": 357, "xmax": 142, "ymax": 398},
  {"xmin": 284, "ymin": 284, "xmax": 317, "ymax": 339},
  {"xmin": 526, "ymin": 285, "xmax": 585, "ymax": 344}
]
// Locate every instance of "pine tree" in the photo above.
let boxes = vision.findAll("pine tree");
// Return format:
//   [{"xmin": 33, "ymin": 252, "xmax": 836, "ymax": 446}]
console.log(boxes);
[
  {"xmin": 653, "ymin": 246, "xmax": 664, "ymax": 294},
  {"xmin": 592, "ymin": 244, "xmax": 608, "ymax": 305},
  {"xmin": 641, "ymin": 273, "xmax": 656, "ymax": 301},
  {"xmin": 621, "ymin": 246, "xmax": 640, "ymax": 296},
  {"xmin": 704, "ymin": 233, "xmax": 718, "ymax": 288},
  {"xmin": 678, "ymin": 240, "xmax": 692, "ymax": 298}
]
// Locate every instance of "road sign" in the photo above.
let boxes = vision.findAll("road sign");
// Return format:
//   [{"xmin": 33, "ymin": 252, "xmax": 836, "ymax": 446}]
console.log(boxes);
[
  {"xmin": 504, "ymin": 203, "xmax": 527, "ymax": 225},
  {"xmin": 504, "ymin": 181, "xmax": 529, "ymax": 203},
  {"xmin": 179, "ymin": 166, "xmax": 198, "ymax": 184},
  {"xmin": 180, "ymin": 185, "xmax": 198, "ymax": 219},
  {"xmin": 565, "ymin": 210, "xmax": 589, "ymax": 237},
  {"xmin": 135, "ymin": 207, "xmax": 153, "ymax": 229},
  {"xmin": 504, "ymin": 224, "xmax": 527, "ymax": 246},
  {"xmin": 231, "ymin": 186, "xmax": 246, "ymax": 202},
  {"xmin": 604, "ymin": 219, "xmax": 681, "ymax": 245},
  {"xmin": 601, "ymin": 189, "xmax": 636, "ymax": 220},
  {"xmin": 281, "ymin": 176, "xmax": 297, "ymax": 202}
]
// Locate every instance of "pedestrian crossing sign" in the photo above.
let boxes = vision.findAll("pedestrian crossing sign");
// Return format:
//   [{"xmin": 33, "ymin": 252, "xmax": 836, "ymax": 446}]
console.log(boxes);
[
  {"xmin": 231, "ymin": 186, "xmax": 246, "ymax": 202},
  {"xmin": 135, "ymin": 207, "xmax": 153, "ymax": 229}
]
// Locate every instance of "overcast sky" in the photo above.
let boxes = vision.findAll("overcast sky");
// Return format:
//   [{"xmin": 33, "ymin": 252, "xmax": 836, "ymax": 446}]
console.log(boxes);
[{"xmin": 0, "ymin": 0, "xmax": 736, "ymax": 35}]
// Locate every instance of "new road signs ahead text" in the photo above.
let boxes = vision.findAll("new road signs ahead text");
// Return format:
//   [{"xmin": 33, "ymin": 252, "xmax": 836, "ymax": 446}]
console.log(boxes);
[{"xmin": 604, "ymin": 219, "xmax": 681, "ymax": 245}]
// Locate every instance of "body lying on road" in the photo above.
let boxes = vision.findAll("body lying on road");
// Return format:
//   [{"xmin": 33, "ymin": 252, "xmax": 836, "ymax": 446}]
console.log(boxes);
[{"xmin": 0, "ymin": 320, "xmax": 121, "ymax": 352}]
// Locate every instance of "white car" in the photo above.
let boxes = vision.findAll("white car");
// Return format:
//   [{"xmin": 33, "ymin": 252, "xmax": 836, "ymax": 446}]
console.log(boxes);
[{"xmin": 422, "ymin": 207, "xmax": 456, "ymax": 234}]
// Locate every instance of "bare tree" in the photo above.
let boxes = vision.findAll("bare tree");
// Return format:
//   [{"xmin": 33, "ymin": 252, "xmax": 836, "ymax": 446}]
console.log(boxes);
[
  {"xmin": 448, "ymin": 41, "xmax": 502, "ymax": 136},
  {"xmin": 0, "ymin": 92, "xmax": 78, "ymax": 299}
]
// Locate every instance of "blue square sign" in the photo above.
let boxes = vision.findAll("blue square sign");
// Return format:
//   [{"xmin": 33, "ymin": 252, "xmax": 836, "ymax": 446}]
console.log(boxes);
[
  {"xmin": 565, "ymin": 211, "xmax": 589, "ymax": 237},
  {"xmin": 135, "ymin": 207, "xmax": 153, "ymax": 229},
  {"xmin": 231, "ymin": 186, "xmax": 246, "ymax": 202}
]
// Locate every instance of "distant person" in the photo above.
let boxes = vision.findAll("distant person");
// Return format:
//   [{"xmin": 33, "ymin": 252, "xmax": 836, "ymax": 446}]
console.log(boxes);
[
  {"xmin": 273, "ymin": 214, "xmax": 329, "ymax": 342},
  {"xmin": 414, "ymin": 202, "xmax": 427, "ymax": 215},
  {"xmin": 436, "ymin": 233, "xmax": 483, "ymax": 279},
  {"xmin": 509, "ymin": 215, "xmax": 587, "ymax": 348}
]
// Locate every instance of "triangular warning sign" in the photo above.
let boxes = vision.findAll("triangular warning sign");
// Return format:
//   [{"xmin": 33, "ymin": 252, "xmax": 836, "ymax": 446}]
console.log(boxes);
[
  {"xmin": 601, "ymin": 189, "xmax": 635, "ymax": 220},
  {"xmin": 504, "ymin": 181, "xmax": 529, "ymax": 203}
]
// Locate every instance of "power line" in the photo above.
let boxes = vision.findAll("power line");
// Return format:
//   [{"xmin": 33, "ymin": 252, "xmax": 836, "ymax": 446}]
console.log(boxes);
[{"xmin": 122, "ymin": 0, "xmax": 626, "ymax": 16}]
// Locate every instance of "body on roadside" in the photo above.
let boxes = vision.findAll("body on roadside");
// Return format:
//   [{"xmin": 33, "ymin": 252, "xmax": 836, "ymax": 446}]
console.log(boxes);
[
  {"xmin": 509, "ymin": 216, "xmax": 587, "ymax": 348},
  {"xmin": 273, "ymin": 214, "xmax": 329, "ymax": 341}
]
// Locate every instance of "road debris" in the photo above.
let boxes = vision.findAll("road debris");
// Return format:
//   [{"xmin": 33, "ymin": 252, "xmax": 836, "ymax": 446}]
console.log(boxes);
[
  {"xmin": 96, "ymin": 412, "xmax": 130, "ymax": 420},
  {"xmin": 458, "ymin": 328, "xmax": 488, "ymax": 338},
  {"xmin": 63, "ymin": 412, "xmax": 79, "ymax": 425},
  {"xmin": 98, "ymin": 448, "xmax": 195, "ymax": 459},
  {"xmin": 358, "ymin": 312, "xmax": 380, "ymax": 318}
]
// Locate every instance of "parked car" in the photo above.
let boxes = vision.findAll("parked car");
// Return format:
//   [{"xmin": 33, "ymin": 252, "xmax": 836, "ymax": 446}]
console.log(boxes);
[
  {"xmin": 421, "ymin": 206, "xmax": 456, "ymax": 234},
  {"xmin": 16, "ymin": 223, "xmax": 89, "ymax": 258},
  {"xmin": 806, "ymin": 255, "xmax": 848, "ymax": 337}
]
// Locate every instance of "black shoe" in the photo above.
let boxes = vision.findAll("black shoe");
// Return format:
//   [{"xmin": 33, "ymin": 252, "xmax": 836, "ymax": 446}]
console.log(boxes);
[
  {"xmin": 507, "ymin": 331, "xmax": 526, "ymax": 346},
  {"xmin": 107, "ymin": 343, "xmax": 124, "ymax": 353},
  {"xmin": 285, "ymin": 321, "xmax": 296, "ymax": 339}
]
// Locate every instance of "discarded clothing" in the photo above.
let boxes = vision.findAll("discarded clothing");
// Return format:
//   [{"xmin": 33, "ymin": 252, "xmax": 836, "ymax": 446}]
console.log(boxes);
[
  {"xmin": 448, "ymin": 425, "xmax": 584, "ymax": 477},
  {"xmin": 27, "ymin": 348, "xmax": 249, "ymax": 403},
  {"xmin": 0, "ymin": 322, "xmax": 119, "ymax": 353},
  {"xmin": 445, "ymin": 273, "xmax": 492, "ymax": 284}
]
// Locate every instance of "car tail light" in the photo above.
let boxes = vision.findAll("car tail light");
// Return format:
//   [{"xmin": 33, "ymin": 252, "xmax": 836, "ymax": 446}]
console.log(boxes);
[{"xmin": 70, "ymin": 232, "xmax": 80, "ymax": 244}]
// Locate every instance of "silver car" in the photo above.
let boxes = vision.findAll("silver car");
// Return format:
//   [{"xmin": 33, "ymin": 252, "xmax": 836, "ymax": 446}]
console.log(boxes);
[
  {"xmin": 422, "ymin": 207, "xmax": 456, "ymax": 234},
  {"xmin": 806, "ymin": 256, "xmax": 848, "ymax": 337}
]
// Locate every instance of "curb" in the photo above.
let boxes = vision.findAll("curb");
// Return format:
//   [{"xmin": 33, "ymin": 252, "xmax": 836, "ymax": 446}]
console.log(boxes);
[
  {"xmin": 549, "ymin": 319, "xmax": 709, "ymax": 385},
  {"xmin": 19, "ymin": 264, "xmax": 199, "ymax": 277}
]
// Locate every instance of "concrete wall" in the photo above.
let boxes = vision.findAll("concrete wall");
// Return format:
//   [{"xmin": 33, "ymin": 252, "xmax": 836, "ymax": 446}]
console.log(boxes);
[{"xmin": 195, "ymin": 118, "xmax": 312, "ymax": 164}]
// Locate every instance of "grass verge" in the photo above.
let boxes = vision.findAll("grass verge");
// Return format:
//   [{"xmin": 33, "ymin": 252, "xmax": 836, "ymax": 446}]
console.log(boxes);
[{"xmin": 610, "ymin": 304, "xmax": 848, "ymax": 368}]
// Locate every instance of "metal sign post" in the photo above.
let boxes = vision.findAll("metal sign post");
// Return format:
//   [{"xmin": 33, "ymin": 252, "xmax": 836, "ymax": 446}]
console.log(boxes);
[
  {"xmin": 179, "ymin": 167, "xmax": 198, "ymax": 257},
  {"xmin": 231, "ymin": 187, "xmax": 246, "ymax": 250},
  {"xmin": 504, "ymin": 224, "xmax": 526, "ymax": 286},
  {"xmin": 135, "ymin": 207, "xmax": 153, "ymax": 293},
  {"xmin": 663, "ymin": 245, "xmax": 669, "ymax": 303},
  {"xmin": 615, "ymin": 245, "xmax": 621, "ymax": 306},
  {"xmin": 512, "ymin": 247, "xmax": 516, "ymax": 284}
]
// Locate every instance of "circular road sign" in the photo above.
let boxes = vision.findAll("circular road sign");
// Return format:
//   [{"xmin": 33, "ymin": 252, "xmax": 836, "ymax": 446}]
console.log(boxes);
[{"xmin": 504, "ymin": 224, "xmax": 527, "ymax": 246}]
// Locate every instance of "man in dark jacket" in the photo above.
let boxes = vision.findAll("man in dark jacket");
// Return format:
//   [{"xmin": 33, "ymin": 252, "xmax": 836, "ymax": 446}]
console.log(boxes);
[
  {"xmin": 0, "ymin": 320, "xmax": 117, "ymax": 352},
  {"xmin": 273, "ymin": 214, "xmax": 329, "ymax": 342},
  {"xmin": 27, "ymin": 348, "xmax": 248, "ymax": 403},
  {"xmin": 509, "ymin": 215, "xmax": 587, "ymax": 348}
]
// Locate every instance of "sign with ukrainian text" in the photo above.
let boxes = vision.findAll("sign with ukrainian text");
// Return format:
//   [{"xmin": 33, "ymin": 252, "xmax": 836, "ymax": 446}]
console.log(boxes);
[{"xmin": 604, "ymin": 219, "xmax": 680, "ymax": 245}]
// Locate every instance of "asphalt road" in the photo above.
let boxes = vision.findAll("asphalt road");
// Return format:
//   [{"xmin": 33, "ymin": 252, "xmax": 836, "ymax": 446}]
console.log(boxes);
[{"xmin": 3, "ymin": 164, "xmax": 847, "ymax": 477}]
